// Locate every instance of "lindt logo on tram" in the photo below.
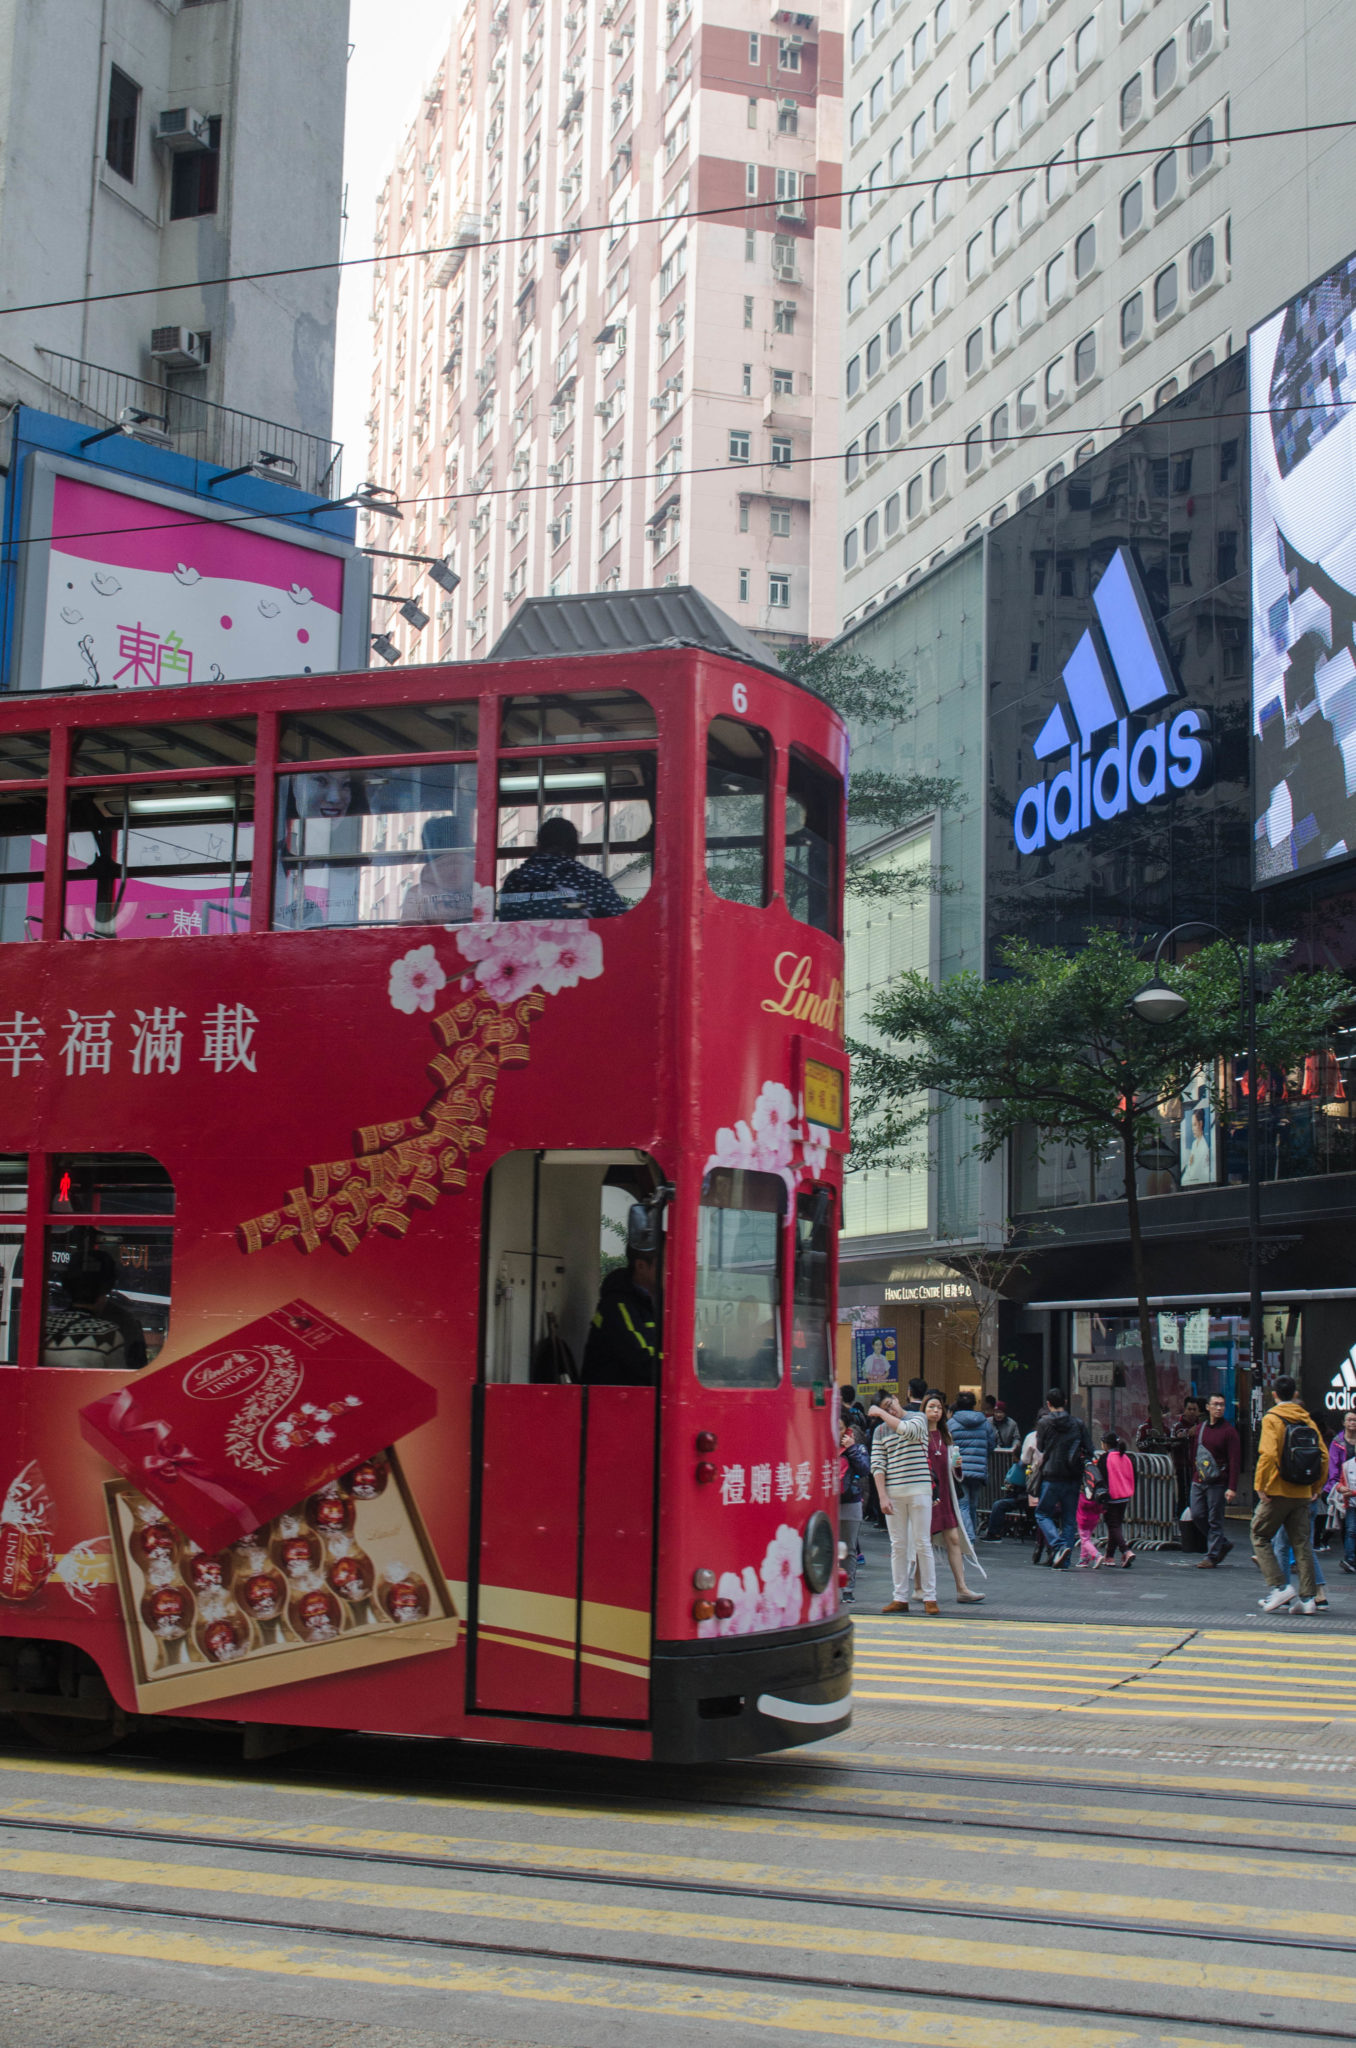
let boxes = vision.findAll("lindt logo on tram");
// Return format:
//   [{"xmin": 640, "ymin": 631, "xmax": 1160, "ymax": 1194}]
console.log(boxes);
[{"xmin": 0, "ymin": 588, "xmax": 852, "ymax": 1764}]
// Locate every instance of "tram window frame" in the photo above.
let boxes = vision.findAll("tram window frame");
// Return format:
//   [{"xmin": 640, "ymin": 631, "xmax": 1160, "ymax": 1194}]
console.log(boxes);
[
  {"xmin": 0, "ymin": 787, "xmax": 49, "ymax": 942},
  {"xmin": 499, "ymin": 690, "xmax": 657, "ymax": 748},
  {"xmin": 64, "ymin": 777, "xmax": 255, "ymax": 941},
  {"xmin": 495, "ymin": 751, "xmax": 655, "ymax": 916},
  {"xmin": 784, "ymin": 749, "xmax": 843, "ymax": 937},
  {"xmin": 695, "ymin": 1167, "xmax": 785, "ymax": 1389},
  {"xmin": 278, "ymin": 702, "xmax": 476, "ymax": 761},
  {"xmin": 41, "ymin": 1151, "xmax": 175, "ymax": 1370},
  {"xmin": 791, "ymin": 1184, "xmax": 833, "ymax": 1387},
  {"xmin": 705, "ymin": 715, "xmax": 772, "ymax": 910},
  {"xmin": 70, "ymin": 718, "xmax": 256, "ymax": 778},
  {"xmin": 275, "ymin": 758, "xmax": 478, "ymax": 932},
  {"xmin": 0, "ymin": 1156, "xmax": 26, "ymax": 1366}
]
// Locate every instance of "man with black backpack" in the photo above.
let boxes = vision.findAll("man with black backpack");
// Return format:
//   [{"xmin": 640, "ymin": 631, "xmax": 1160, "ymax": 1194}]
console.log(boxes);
[
  {"xmin": 1251, "ymin": 1375, "xmax": 1326, "ymax": 1615},
  {"xmin": 1033, "ymin": 1387, "xmax": 1093, "ymax": 1570}
]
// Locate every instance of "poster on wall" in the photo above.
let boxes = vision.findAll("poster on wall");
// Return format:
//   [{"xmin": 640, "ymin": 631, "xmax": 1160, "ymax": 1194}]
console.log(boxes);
[
  {"xmin": 1250, "ymin": 247, "xmax": 1356, "ymax": 883},
  {"xmin": 14, "ymin": 453, "xmax": 369, "ymax": 693},
  {"xmin": 853, "ymin": 1326, "xmax": 898, "ymax": 1380},
  {"xmin": 1178, "ymin": 1068, "xmax": 1217, "ymax": 1187}
]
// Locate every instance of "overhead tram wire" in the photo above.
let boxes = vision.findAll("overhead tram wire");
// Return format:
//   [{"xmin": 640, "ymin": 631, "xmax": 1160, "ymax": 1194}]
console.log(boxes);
[
  {"xmin": 1, "ymin": 395, "xmax": 1333, "ymax": 568},
  {"xmin": 0, "ymin": 115, "xmax": 1352, "ymax": 323}
]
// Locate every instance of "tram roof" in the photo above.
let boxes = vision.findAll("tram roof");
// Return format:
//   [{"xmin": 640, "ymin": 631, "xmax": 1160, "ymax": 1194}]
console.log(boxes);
[{"xmin": 488, "ymin": 585, "xmax": 792, "ymax": 681}]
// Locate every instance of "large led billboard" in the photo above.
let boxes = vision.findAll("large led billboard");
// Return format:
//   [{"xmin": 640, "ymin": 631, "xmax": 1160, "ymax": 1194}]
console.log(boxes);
[
  {"xmin": 13, "ymin": 452, "xmax": 368, "ymax": 693},
  {"xmin": 1251, "ymin": 249, "xmax": 1356, "ymax": 884}
]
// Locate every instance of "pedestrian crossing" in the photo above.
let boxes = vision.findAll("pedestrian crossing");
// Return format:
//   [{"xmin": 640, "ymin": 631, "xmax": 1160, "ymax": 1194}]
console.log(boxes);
[{"xmin": 851, "ymin": 1616, "xmax": 1356, "ymax": 1721}]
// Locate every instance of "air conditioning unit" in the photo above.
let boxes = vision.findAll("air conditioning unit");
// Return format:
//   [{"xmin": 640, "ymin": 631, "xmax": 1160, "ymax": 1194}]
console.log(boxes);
[
  {"xmin": 609, "ymin": 40, "xmax": 624, "ymax": 56},
  {"xmin": 547, "ymin": 463, "xmax": 563, "ymax": 480},
  {"xmin": 665, "ymin": 66, "xmax": 679, "ymax": 81},
  {"xmin": 155, "ymin": 107, "xmax": 211, "ymax": 153},
  {"xmin": 548, "ymin": 521, "xmax": 562, "ymax": 542},
  {"xmin": 594, "ymin": 401, "xmax": 613, "ymax": 417},
  {"xmin": 649, "ymin": 396, "xmax": 667, "ymax": 410},
  {"xmin": 774, "ymin": 261, "xmax": 799, "ymax": 282},
  {"xmin": 150, "ymin": 326, "xmax": 208, "ymax": 369}
]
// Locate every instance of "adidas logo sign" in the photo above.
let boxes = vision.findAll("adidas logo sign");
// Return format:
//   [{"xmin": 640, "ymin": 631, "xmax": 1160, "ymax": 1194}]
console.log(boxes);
[
  {"xmin": 1013, "ymin": 546, "xmax": 1211, "ymax": 856},
  {"xmin": 1326, "ymin": 1348, "xmax": 1356, "ymax": 1412}
]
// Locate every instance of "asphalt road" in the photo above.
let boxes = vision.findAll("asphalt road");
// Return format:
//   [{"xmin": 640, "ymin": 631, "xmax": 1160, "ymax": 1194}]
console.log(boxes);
[{"xmin": 0, "ymin": 1527, "xmax": 1348, "ymax": 2048}]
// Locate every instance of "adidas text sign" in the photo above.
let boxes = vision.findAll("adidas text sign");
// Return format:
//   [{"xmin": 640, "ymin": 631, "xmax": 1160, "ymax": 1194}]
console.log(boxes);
[{"xmin": 1013, "ymin": 547, "xmax": 1210, "ymax": 856}]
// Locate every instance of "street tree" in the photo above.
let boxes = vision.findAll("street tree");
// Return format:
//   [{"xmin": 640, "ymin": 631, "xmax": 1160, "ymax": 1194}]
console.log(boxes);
[{"xmin": 850, "ymin": 928, "xmax": 1349, "ymax": 1430}]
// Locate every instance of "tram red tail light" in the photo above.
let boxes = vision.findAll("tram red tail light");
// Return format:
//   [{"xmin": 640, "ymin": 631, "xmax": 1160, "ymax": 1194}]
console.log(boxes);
[
  {"xmin": 692, "ymin": 1598, "xmax": 716, "ymax": 1621},
  {"xmin": 695, "ymin": 1430, "xmax": 717, "ymax": 1453},
  {"xmin": 713, "ymin": 1597, "xmax": 734, "ymax": 1620},
  {"xmin": 692, "ymin": 1568, "xmax": 716, "ymax": 1591},
  {"xmin": 695, "ymin": 1461, "xmax": 717, "ymax": 1484}
]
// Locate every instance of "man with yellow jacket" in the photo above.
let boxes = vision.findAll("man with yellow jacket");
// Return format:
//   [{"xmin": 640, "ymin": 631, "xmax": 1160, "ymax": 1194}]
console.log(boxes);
[{"xmin": 1251, "ymin": 1375, "xmax": 1327, "ymax": 1615}]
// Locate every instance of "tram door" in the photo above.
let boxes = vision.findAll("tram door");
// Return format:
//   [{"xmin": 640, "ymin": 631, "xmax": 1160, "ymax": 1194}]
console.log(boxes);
[{"xmin": 470, "ymin": 1152, "xmax": 659, "ymax": 1723}]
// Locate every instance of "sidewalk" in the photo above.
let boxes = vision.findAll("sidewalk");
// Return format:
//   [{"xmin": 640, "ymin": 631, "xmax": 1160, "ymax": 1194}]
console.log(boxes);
[{"xmin": 846, "ymin": 1516, "xmax": 1356, "ymax": 1632}]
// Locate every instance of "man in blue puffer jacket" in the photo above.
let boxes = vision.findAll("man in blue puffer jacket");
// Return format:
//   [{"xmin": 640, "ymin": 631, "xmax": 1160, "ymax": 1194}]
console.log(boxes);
[{"xmin": 949, "ymin": 1392, "xmax": 996, "ymax": 1543}]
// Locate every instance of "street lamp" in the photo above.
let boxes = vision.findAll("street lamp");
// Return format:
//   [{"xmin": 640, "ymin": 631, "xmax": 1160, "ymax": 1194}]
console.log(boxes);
[{"xmin": 1129, "ymin": 919, "xmax": 1263, "ymax": 1412}]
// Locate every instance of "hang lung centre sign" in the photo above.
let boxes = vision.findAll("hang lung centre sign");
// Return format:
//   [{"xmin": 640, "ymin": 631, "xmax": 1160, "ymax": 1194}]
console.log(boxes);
[{"xmin": 1012, "ymin": 547, "xmax": 1210, "ymax": 856}]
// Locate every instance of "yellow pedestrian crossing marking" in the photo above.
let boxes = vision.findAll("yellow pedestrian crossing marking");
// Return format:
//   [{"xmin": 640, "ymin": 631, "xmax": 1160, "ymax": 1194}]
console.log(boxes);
[
  {"xmin": 0, "ymin": 1844, "xmax": 1343, "ymax": 2010},
  {"xmin": 849, "ymin": 1618, "xmax": 1356, "ymax": 1721},
  {"xmin": 0, "ymin": 1912, "xmax": 1255, "ymax": 2048}
]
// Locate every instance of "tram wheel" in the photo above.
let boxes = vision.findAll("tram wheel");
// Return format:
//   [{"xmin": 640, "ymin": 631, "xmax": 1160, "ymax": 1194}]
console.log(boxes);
[{"xmin": 8, "ymin": 1705, "xmax": 130, "ymax": 1754}]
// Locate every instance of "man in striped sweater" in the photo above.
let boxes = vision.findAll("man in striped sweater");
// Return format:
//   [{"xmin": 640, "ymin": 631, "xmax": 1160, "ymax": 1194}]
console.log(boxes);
[{"xmin": 870, "ymin": 1396, "xmax": 938, "ymax": 1615}]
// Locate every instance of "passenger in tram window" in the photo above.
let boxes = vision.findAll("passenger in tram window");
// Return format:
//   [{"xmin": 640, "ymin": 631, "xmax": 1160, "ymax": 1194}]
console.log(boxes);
[
  {"xmin": 42, "ymin": 1262, "xmax": 129, "ymax": 1371},
  {"xmin": 581, "ymin": 1247, "xmax": 660, "ymax": 1385},
  {"xmin": 400, "ymin": 815, "xmax": 475, "ymax": 925},
  {"xmin": 498, "ymin": 816, "xmax": 627, "ymax": 921},
  {"xmin": 291, "ymin": 772, "xmax": 355, "ymax": 819}
]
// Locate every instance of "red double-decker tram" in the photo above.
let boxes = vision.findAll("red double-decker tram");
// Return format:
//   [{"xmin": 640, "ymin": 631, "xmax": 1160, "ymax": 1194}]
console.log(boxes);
[{"xmin": 0, "ymin": 596, "xmax": 851, "ymax": 1762}]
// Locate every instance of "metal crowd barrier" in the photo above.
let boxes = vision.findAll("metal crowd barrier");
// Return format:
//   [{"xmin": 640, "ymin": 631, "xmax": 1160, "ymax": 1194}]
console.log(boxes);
[{"xmin": 972, "ymin": 1444, "xmax": 1182, "ymax": 1549}]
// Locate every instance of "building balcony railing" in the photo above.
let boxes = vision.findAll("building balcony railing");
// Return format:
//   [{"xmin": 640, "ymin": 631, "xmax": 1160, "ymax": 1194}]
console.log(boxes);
[{"xmin": 35, "ymin": 351, "xmax": 344, "ymax": 500}]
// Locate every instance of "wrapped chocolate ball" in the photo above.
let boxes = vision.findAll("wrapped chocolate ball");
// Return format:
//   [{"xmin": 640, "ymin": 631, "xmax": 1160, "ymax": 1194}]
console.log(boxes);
[
  {"xmin": 184, "ymin": 1547, "xmax": 232, "ymax": 1597},
  {"xmin": 194, "ymin": 1589, "xmax": 251, "ymax": 1665},
  {"xmin": 130, "ymin": 1519, "xmax": 179, "ymax": 1572},
  {"xmin": 305, "ymin": 1485, "xmax": 356, "ymax": 1537},
  {"xmin": 272, "ymin": 1516, "xmax": 322, "ymax": 1581},
  {"xmin": 238, "ymin": 1568, "xmax": 286, "ymax": 1623},
  {"xmin": 378, "ymin": 1560, "xmax": 430, "ymax": 1625},
  {"xmin": 325, "ymin": 1535, "xmax": 374, "ymax": 1621},
  {"xmin": 287, "ymin": 1572, "xmax": 342, "ymax": 1644},
  {"xmin": 340, "ymin": 1454, "xmax": 389, "ymax": 1502}
]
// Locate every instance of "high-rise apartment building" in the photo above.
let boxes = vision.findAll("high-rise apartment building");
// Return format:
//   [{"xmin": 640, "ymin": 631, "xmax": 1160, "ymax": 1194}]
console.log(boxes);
[
  {"xmin": 839, "ymin": 0, "xmax": 1356, "ymax": 625},
  {"xmin": 365, "ymin": 0, "xmax": 842, "ymax": 660},
  {"xmin": 0, "ymin": 0, "xmax": 349, "ymax": 488}
]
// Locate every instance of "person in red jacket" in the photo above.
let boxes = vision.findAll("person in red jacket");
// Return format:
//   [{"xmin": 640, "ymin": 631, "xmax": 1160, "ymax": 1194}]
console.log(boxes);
[{"xmin": 1188, "ymin": 1391, "xmax": 1242, "ymax": 1567}]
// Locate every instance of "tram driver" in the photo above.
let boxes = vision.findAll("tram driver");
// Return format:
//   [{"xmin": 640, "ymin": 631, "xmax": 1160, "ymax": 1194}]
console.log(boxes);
[
  {"xmin": 498, "ymin": 816, "xmax": 628, "ymax": 920},
  {"xmin": 581, "ymin": 1246, "xmax": 660, "ymax": 1386}
]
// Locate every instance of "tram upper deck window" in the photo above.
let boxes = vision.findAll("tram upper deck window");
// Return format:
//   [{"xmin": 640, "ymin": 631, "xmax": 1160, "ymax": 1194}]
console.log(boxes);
[
  {"xmin": 275, "ymin": 704, "xmax": 478, "ymax": 930},
  {"xmin": 785, "ymin": 750, "xmax": 842, "ymax": 936},
  {"xmin": 65, "ymin": 780, "xmax": 254, "ymax": 939},
  {"xmin": 43, "ymin": 1153, "xmax": 175, "ymax": 1369},
  {"xmin": 695, "ymin": 1167, "xmax": 784, "ymax": 1389},
  {"xmin": 0, "ymin": 1157, "xmax": 25, "ymax": 1365},
  {"xmin": 276, "ymin": 762, "xmax": 477, "ymax": 929},
  {"xmin": 71, "ymin": 719, "xmax": 256, "ymax": 776},
  {"xmin": 706, "ymin": 717, "xmax": 770, "ymax": 908},
  {"xmin": 497, "ymin": 754, "xmax": 653, "ymax": 916},
  {"xmin": 500, "ymin": 690, "xmax": 656, "ymax": 748}
]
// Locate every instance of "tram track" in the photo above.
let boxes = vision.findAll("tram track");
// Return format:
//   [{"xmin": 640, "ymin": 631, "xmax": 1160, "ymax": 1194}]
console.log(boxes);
[
  {"xmin": 0, "ymin": 1877, "xmax": 1347, "ymax": 2044},
  {"xmin": 1, "ymin": 1804, "xmax": 1352, "ymax": 1957}
]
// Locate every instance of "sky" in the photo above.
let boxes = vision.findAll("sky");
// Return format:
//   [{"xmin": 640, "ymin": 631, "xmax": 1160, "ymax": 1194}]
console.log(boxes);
[{"xmin": 332, "ymin": 0, "xmax": 453, "ymax": 496}]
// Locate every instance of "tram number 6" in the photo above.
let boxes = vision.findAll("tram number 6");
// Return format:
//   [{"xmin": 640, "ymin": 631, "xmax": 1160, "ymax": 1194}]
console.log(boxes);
[{"xmin": 732, "ymin": 681, "xmax": 749, "ymax": 714}]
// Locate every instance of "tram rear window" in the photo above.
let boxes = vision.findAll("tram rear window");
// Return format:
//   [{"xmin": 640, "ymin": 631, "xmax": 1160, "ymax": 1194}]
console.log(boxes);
[
  {"xmin": 695, "ymin": 1168, "xmax": 784, "ymax": 1390},
  {"xmin": 0, "ymin": 789, "xmax": 47, "ymax": 942},
  {"xmin": 66, "ymin": 782, "xmax": 254, "ymax": 939},
  {"xmin": 791, "ymin": 1187, "xmax": 833, "ymax": 1387},
  {"xmin": 500, "ymin": 691, "xmax": 656, "ymax": 747},
  {"xmin": 279, "ymin": 702, "xmax": 477, "ymax": 759},
  {"xmin": 786, "ymin": 751, "xmax": 842, "ymax": 937},
  {"xmin": 275, "ymin": 762, "xmax": 477, "ymax": 929},
  {"xmin": 0, "ymin": 730, "xmax": 48, "ymax": 780},
  {"xmin": 71, "ymin": 719, "xmax": 256, "ymax": 776},
  {"xmin": 705, "ymin": 717, "xmax": 770, "ymax": 909},
  {"xmin": 497, "ymin": 754, "xmax": 653, "ymax": 916}
]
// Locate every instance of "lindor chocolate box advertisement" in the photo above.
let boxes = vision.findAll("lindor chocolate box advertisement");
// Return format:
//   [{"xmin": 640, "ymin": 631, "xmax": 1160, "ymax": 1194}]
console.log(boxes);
[
  {"xmin": 106, "ymin": 1448, "xmax": 458, "ymax": 1713},
  {"xmin": 80, "ymin": 1299, "xmax": 438, "ymax": 1553}
]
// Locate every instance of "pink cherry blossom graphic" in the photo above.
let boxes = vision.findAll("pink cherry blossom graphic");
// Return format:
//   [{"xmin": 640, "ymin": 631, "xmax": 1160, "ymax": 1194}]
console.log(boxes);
[{"xmin": 388, "ymin": 944, "xmax": 448, "ymax": 1015}]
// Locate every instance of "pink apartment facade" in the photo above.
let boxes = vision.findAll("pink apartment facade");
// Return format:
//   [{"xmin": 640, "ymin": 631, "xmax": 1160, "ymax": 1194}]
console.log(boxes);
[{"xmin": 364, "ymin": 0, "xmax": 842, "ymax": 660}]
